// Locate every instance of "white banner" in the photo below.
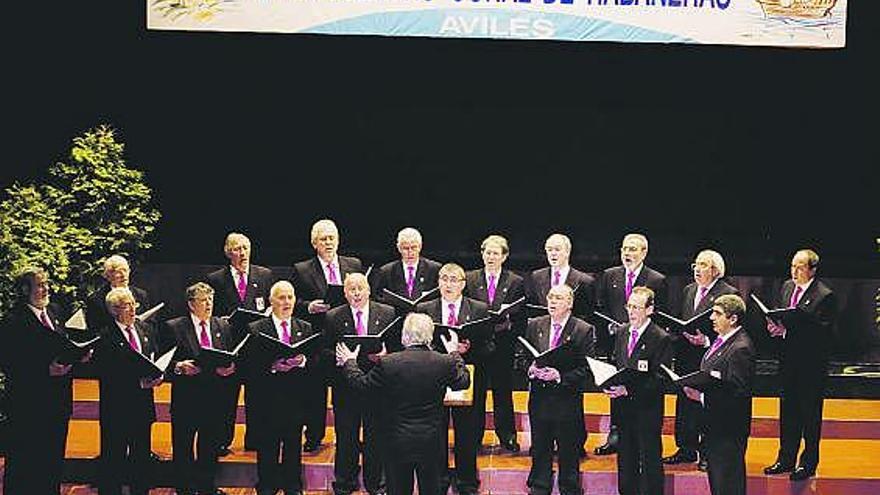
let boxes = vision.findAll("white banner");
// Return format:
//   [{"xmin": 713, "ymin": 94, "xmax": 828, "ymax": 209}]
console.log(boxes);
[{"xmin": 147, "ymin": 0, "xmax": 846, "ymax": 48}]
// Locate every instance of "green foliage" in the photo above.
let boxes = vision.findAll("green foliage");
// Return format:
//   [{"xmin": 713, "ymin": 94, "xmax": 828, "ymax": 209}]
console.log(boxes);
[
  {"xmin": 0, "ymin": 185, "xmax": 73, "ymax": 315},
  {"xmin": 0, "ymin": 125, "xmax": 160, "ymax": 317},
  {"xmin": 44, "ymin": 125, "xmax": 161, "ymax": 296}
]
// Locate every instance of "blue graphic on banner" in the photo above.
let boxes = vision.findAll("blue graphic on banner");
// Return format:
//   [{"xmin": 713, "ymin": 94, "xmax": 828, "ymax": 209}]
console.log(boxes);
[{"xmin": 301, "ymin": 9, "xmax": 692, "ymax": 43}]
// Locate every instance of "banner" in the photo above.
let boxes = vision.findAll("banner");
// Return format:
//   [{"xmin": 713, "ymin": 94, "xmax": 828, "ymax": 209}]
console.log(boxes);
[{"xmin": 147, "ymin": 0, "xmax": 847, "ymax": 48}]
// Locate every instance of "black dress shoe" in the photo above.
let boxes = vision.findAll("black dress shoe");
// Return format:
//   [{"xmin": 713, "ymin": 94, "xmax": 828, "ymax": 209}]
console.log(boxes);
[
  {"xmin": 284, "ymin": 490, "xmax": 304, "ymax": 495},
  {"xmin": 500, "ymin": 437, "xmax": 521, "ymax": 453},
  {"xmin": 594, "ymin": 442, "xmax": 617, "ymax": 456},
  {"xmin": 763, "ymin": 461, "xmax": 795, "ymax": 475},
  {"xmin": 150, "ymin": 451, "xmax": 166, "ymax": 462},
  {"xmin": 790, "ymin": 466, "xmax": 816, "ymax": 481},
  {"xmin": 303, "ymin": 440, "xmax": 321, "ymax": 453},
  {"xmin": 217, "ymin": 445, "xmax": 232, "ymax": 457},
  {"xmin": 697, "ymin": 457, "xmax": 709, "ymax": 472},
  {"xmin": 662, "ymin": 449, "xmax": 698, "ymax": 465}
]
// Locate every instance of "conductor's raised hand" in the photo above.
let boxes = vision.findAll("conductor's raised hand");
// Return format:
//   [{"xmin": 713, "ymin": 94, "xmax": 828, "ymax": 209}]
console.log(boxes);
[
  {"xmin": 336, "ymin": 342, "xmax": 360, "ymax": 366},
  {"xmin": 440, "ymin": 329, "xmax": 460, "ymax": 354}
]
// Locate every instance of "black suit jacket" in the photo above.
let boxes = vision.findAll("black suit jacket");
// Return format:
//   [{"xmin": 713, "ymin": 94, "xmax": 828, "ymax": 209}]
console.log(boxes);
[
  {"xmin": 326, "ymin": 301, "xmax": 399, "ymax": 384},
  {"xmin": 680, "ymin": 279, "xmax": 740, "ymax": 343},
  {"xmin": 205, "ymin": 264, "xmax": 275, "ymax": 318},
  {"xmin": 416, "ymin": 297, "xmax": 491, "ymax": 362},
  {"xmin": 342, "ymin": 345, "xmax": 469, "ymax": 461},
  {"xmin": 611, "ymin": 321, "xmax": 672, "ymax": 413},
  {"xmin": 291, "ymin": 255, "xmax": 363, "ymax": 321},
  {"xmin": 371, "ymin": 257, "xmax": 442, "ymax": 307},
  {"xmin": 525, "ymin": 266, "xmax": 596, "ymax": 318},
  {"xmin": 465, "ymin": 268, "xmax": 527, "ymax": 336},
  {"xmin": 778, "ymin": 278, "xmax": 837, "ymax": 373},
  {"xmin": 165, "ymin": 315, "xmax": 236, "ymax": 417},
  {"xmin": 597, "ymin": 265, "xmax": 667, "ymax": 323},
  {"xmin": 0, "ymin": 305, "xmax": 73, "ymax": 427},
  {"xmin": 701, "ymin": 329, "xmax": 755, "ymax": 440},
  {"xmin": 96, "ymin": 320, "xmax": 160, "ymax": 428},
  {"xmin": 524, "ymin": 315, "xmax": 595, "ymax": 420},
  {"xmin": 86, "ymin": 284, "xmax": 151, "ymax": 335}
]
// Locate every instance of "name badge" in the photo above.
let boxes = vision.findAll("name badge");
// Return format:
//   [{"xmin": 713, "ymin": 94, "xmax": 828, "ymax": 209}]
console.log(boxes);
[
  {"xmin": 255, "ymin": 297, "xmax": 265, "ymax": 312},
  {"xmin": 710, "ymin": 370, "xmax": 722, "ymax": 379},
  {"xmin": 637, "ymin": 360, "xmax": 649, "ymax": 372}
]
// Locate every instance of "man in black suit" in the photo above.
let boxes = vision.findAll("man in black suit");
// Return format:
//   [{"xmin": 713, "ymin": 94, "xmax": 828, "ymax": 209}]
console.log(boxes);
[
  {"xmin": 165, "ymin": 282, "xmax": 238, "ymax": 495},
  {"xmin": 291, "ymin": 218, "xmax": 364, "ymax": 452},
  {"xmin": 0, "ymin": 267, "xmax": 89, "ymax": 494},
  {"xmin": 683, "ymin": 294, "xmax": 755, "ymax": 495},
  {"xmin": 247, "ymin": 281, "xmax": 317, "ymax": 495},
  {"xmin": 205, "ymin": 232, "xmax": 275, "ymax": 453},
  {"xmin": 664, "ymin": 250, "xmax": 739, "ymax": 469},
  {"xmin": 524, "ymin": 284, "xmax": 594, "ymax": 495},
  {"xmin": 525, "ymin": 233, "xmax": 595, "ymax": 457},
  {"xmin": 525, "ymin": 233, "xmax": 596, "ymax": 321},
  {"xmin": 763, "ymin": 249, "xmax": 837, "ymax": 481},
  {"xmin": 416, "ymin": 263, "xmax": 490, "ymax": 495},
  {"xmin": 326, "ymin": 273, "xmax": 398, "ymax": 495},
  {"xmin": 370, "ymin": 227, "xmax": 442, "ymax": 314},
  {"xmin": 96, "ymin": 287, "xmax": 164, "ymax": 495},
  {"xmin": 86, "ymin": 254, "xmax": 152, "ymax": 335},
  {"xmin": 464, "ymin": 234, "xmax": 525, "ymax": 453},
  {"xmin": 336, "ymin": 312, "xmax": 470, "ymax": 495},
  {"xmin": 604, "ymin": 287, "xmax": 672, "ymax": 495},
  {"xmin": 594, "ymin": 233, "xmax": 667, "ymax": 456}
]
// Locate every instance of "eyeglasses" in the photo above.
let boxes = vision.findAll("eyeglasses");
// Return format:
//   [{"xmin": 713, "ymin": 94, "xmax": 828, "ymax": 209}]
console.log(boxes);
[
  {"xmin": 691, "ymin": 262, "xmax": 711, "ymax": 270},
  {"xmin": 625, "ymin": 304, "xmax": 647, "ymax": 311},
  {"xmin": 440, "ymin": 276, "xmax": 463, "ymax": 283}
]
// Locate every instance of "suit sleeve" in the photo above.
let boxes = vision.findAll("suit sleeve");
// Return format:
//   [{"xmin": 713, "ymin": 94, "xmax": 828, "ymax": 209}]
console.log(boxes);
[
  {"xmin": 289, "ymin": 265, "xmax": 314, "ymax": 316},
  {"xmin": 447, "ymin": 352, "xmax": 471, "ymax": 391},
  {"xmin": 342, "ymin": 356, "xmax": 388, "ymax": 392}
]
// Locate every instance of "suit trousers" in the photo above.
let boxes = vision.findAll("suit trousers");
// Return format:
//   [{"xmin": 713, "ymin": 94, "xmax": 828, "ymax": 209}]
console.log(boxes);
[
  {"xmin": 99, "ymin": 419, "xmax": 153, "ymax": 495},
  {"xmin": 305, "ymin": 368, "xmax": 330, "ymax": 445},
  {"xmin": 387, "ymin": 455, "xmax": 443, "ymax": 495},
  {"xmin": 439, "ymin": 398, "xmax": 481, "ymax": 493},
  {"xmin": 172, "ymin": 408, "xmax": 224, "ymax": 493},
  {"xmin": 480, "ymin": 337, "xmax": 516, "ymax": 442},
  {"xmin": 779, "ymin": 371, "xmax": 826, "ymax": 468},
  {"xmin": 2, "ymin": 414, "xmax": 69, "ymax": 494},
  {"xmin": 256, "ymin": 421, "xmax": 305, "ymax": 493},
  {"xmin": 617, "ymin": 405, "xmax": 664, "ymax": 495},
  {"xmin": 332, "ymin": 387, "xmax": 385, "ymax": 494},
  {"xmin": 706, "ymin": 433, "xmax": 747, "ymax": 495},
  {"xmin": 673, "ymin": 344, "xmax": 705, "ymax": 454},
  {"xmin": 527, "ymin": 412, "xmax": 583, "ymax": 495}
]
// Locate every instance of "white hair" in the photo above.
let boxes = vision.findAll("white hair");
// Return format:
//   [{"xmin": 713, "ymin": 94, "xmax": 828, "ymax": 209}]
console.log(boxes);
[{"xmin": 401, "ymin": 313, "xmax": 434, "ymax": 347}]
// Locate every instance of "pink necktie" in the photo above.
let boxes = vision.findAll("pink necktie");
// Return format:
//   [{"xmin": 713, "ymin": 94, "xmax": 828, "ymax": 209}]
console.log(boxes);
[
  {"xmin": 789, "ymin": 285, "xmax": 803, "ymax": 308},
  {"xmin": 39, "ymin": 310, "xmax": 54, "ymax": 331},
  {"xmin": 625, "ymin": 271, "xmax": 635, "ymax": 301},
  {"xmin": 695, "ymin": 286, "xmax": 709, "ymax": 310},
  {"xmin": 447, "ymin": 303, "xmax": 458, "ymax": 326},
  {"xmin": 199, "ymin": 321, "xmax": 212, "ymax": 349},
  {"xmin": 327, "ymin": 263, "xmax": 339, "ymax": 285},
  {"xmin": 704, "ymin": 337, "xmax": 724, "ymax": 361},
  {"xmin": 280, "ymin": 320, "xmax": 291, "ymax": 345},
  {"xmin": 126, "ymin": 326, "xmax": 140, "ymax": 353},
  {"xmin": 237, "ymin": 272, "xmax": 247, "ymax": 302},
  {"xmin": 552, "ymin": 270, "xmax": 561, "ymax": 287},
  {"xmin": 487, "ymin": 274, "xmax": 497, "ymax": 305},
  {"xmin": 355, "ymin": 310, "xmax": 366, "ymax": 336},
  {"xmin": 550, "ymin": 322, "xmax": 562, "ymax": 348},
  {"xmin": 627, "ymin": 329, "xmax": 639, "ymax": 357},
  {"xmin": 406, "ymin": 266, "xmax": 415, "ymax": 298}
]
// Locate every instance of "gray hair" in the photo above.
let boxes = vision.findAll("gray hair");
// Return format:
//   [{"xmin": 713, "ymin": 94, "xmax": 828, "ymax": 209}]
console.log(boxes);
[
  {"xmin": 105, "ymin": 287, "xmax": 136, "ymax": 316},
  {"xmin": 697, "ymin": 249, "xmax": 726, "ymax": 278},
  {"xmin": 396, "ymin": 227, "xmax": 423, "ymax": 246},
  {"xmin": 102, "ymin": 254, "xmax": 130, "ymax": 278},
  {"xmin": 401, "ymin": 312, "xmax": 434, "ymax": 347}
]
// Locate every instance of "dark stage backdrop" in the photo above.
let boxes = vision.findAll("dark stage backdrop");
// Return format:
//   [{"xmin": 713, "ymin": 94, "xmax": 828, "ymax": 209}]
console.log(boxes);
[{"xmin": 3, "ymin": 4, "xmax": 877, "ymax": 326}]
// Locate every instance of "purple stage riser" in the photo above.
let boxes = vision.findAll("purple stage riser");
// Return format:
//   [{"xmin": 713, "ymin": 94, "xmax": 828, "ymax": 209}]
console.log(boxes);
[{"xmin": 70, "ymin": 402, "xmax": 880, "ymax": 440}]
